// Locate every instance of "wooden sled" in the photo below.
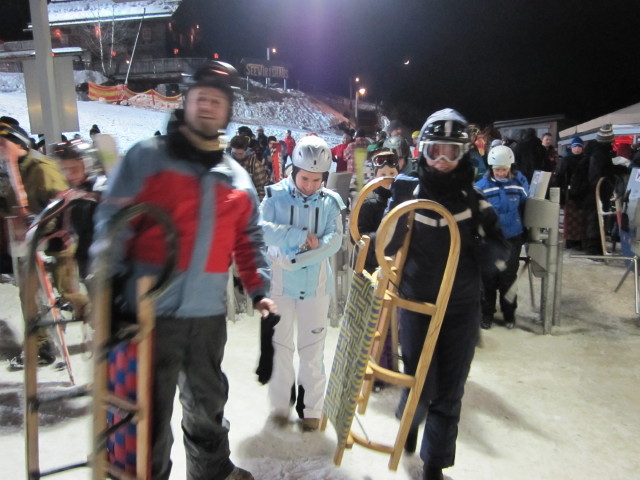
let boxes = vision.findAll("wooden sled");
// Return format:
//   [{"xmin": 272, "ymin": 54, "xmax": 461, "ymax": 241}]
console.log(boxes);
[
  {"xmin": 323, "ymin": 180, "xmax": 460, "ymax": 471},
  {"xmin": 91, "ymin": 204, "xmax": 177, "ymax": 480},
  {"xmin": 596, "ymin": 176, "xmax": 623, "ymax": 256}
]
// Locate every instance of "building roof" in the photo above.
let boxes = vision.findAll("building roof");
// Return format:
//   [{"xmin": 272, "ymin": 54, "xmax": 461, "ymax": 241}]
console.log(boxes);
[
  {"xmin": 45, "ymin": 0, "xmax": 182, "ymax": 26},
  {"xmin": 559, "ymin": 102, "xmax": 640, "ymax": 141}
]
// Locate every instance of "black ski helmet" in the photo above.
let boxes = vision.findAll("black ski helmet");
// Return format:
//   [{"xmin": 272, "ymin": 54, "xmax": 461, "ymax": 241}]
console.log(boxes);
[
  {"xmin": 383, "ymin": 135, "xmax": 410, "ymax": 159},
  {"xmin": 182, "ymin": 60, "xmax": 238, "ymax": 124},
  {"xmin": 0, "ymin": 121, "xmax": 31, "ymax": 150},
  {"xmin": 184, "ymin": 60, "xmax": 237, "ymax": 104}
]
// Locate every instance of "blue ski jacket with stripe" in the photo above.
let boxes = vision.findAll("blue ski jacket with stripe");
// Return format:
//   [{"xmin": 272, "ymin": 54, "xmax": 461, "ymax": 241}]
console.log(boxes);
[{"xmin": 475, "ymin": 172, "xmax": 528, "ymax": 239}]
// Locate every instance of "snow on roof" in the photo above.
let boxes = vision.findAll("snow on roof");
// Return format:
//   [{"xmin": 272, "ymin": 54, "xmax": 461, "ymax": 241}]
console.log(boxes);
[{"xmin": 47, "ymin": 0, "xmax": 182, "ymax": 26}]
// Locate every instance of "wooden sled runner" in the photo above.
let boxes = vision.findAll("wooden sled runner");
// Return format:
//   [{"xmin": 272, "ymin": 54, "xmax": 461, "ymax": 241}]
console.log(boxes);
[
  {"xmin": 322, "ymin": 177, "xmax": 461, "ymax": 471},
  {"xmin": 92, "ymin": 203, "xmax": 177, "ymax": 480},
  {"xmin": 17, "ymin": 199, "xmax": 176, "ymax": 479}
]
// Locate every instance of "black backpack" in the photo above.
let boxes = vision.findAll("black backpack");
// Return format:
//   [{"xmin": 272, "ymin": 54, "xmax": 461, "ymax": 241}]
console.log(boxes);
[{"xmin": 568, "ymin": 156, "xmax": 590, "ymax": 201}]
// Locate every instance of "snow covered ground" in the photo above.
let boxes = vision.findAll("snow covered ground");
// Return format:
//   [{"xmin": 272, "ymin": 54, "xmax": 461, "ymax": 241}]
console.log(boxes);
[
  {"xmin": 1, "ymin": 78, "xmax": 640, "ymax": 479},
  {"xmin": 0, "ymin": 72, "xmax": 344, "ymax": 153}
]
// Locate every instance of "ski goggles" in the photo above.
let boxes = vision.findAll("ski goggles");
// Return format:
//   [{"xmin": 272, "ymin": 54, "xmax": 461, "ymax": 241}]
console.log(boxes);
[
  {"xmin": 371, "ymin": 149, "xmax": 399, "ymax": 168},
  {"xmin": 423, "ymin": 141, "xmax": 466, "ymax": 163}
]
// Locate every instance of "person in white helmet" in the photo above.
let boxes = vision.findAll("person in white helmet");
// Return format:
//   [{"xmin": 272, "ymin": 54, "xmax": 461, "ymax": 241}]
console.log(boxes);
[
  {"xmin": 475, "ymin": 146, "xmax": 529, "ymax": 329},
  {"xmin": 259, "ymin": 135, "xmax": 346, "ymax": 432}
]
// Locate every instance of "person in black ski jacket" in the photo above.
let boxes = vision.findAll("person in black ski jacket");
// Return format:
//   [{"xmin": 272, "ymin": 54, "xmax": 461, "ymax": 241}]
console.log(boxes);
[
  {"xmin": 512, "ymin": 127, "xmax": 547, "ymax": 183},
  {"xmin": 357, "ymin": 148, "xmax": 401, "ymax": 274},
  {"xmin": 386, "ymin": 108, "xmax": 508, "ymax": 480}
]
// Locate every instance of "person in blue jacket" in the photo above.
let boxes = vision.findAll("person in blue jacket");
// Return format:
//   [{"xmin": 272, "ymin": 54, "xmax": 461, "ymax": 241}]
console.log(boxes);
[
  {"xmin": 259, "ymin": 135, "xmax": 345, "ymax": 432},
  {"xmin": 475, "ymin": 145, "xmax": 528, "ymax": 329}
]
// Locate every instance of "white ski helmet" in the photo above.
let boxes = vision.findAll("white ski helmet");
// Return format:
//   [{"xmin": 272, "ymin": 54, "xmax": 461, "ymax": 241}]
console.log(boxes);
[
  {"xmin": 487, "ymin": 145, "xmax": 515, "ymax": 167},
  {"xmin": 291, "ymin": 135, "xmax": 332, "ymax": 173}
]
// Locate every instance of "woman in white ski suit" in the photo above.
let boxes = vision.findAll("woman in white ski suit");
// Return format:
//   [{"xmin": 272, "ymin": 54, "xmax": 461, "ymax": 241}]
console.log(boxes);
[{"xmin": 259, "ymin": 135, "xmax": 345, "ymax": 428}]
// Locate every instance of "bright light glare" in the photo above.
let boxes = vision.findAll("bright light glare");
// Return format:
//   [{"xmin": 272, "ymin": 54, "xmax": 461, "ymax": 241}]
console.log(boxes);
[
  {"xmin": 404, "ymin": 59, "xmax": 410, "ymax": 65},
  {"xmin": 358, "ymin": 87, "xmax": 366, "ymax": 95}
]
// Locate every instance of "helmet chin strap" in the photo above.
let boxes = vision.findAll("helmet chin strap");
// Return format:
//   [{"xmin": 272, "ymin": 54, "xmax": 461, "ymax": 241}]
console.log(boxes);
[
  {"xmin": 186, "ymin": 123, "xmax": 225, "ymax": 141},
  {"xmin": 179, "ymin": 125, "xmax": 225, "ymax": 151}
]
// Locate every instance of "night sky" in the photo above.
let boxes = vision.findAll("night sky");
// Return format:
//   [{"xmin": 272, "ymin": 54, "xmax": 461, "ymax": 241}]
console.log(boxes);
[{"xmin": 3, "ymin": 0, "xmax": 640, "ymax": 127}]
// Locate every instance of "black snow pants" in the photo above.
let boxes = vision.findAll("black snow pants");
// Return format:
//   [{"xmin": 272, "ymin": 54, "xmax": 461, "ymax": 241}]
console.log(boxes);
[
  {"xmin": 151, "ymin": 315, "xmax": 234, "ymax": 480},
  {"xmin": 396, "ymin": 303, "xmax": 480, "ymax": 469},
  {"xmin": 481, "ymin": 235, "xmax": 525, "ymax": 322}
]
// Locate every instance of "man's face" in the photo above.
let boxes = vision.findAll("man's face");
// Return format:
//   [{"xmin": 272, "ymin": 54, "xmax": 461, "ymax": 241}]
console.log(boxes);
[
  {"xmin": 60, "ymin": 159, "xmax": 86, "ymax": 187},
  {"xmin": 183, "ymin": 87, "xmax": 230, "ymax": 138},
  {"xmin": 542, "ymin": 135, "xmax": 553, "ymax": 147},
  {"xmin": 571, "ymin": 145, "xmax": 583, "ymax": 155},
  {"xmin": 231, "ymin": 147, "xmax": 247, "ymax": 160},
  {"xmin": 295, "ymin": 170, "xmax": 324, "ymax": 196}
]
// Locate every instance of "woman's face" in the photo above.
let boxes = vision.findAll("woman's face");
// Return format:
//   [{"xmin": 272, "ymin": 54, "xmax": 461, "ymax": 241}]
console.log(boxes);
[
  {"xmin": 492, "ymin": 166, "xmax": 511, "ymax": 179},
  {"xmin": 426, "ymin": 156, "xmax": 459, "ymax": 173}
]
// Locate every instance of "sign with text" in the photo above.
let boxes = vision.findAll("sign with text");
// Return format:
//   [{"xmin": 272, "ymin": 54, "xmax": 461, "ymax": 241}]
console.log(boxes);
[{"xmin": 241, "ymin": 58, "xmax": 289, "ymax": 79}]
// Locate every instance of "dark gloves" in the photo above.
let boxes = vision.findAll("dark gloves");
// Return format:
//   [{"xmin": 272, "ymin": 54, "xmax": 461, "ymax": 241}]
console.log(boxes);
[{"xmin": 255, "ymin": 312, "xmax": 281, "ymax": 385}]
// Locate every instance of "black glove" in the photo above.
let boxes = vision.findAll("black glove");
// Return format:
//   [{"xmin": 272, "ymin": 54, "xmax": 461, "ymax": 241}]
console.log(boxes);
[{"xmin": 255, "ymin": 312, "xmax": 281, "ymax": 385}]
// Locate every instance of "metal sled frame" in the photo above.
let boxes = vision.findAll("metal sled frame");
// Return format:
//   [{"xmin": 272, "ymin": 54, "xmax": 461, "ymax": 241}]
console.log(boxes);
[{"xmin": 324, "ymin": 177, "xmax": 460, "ymax": 471}]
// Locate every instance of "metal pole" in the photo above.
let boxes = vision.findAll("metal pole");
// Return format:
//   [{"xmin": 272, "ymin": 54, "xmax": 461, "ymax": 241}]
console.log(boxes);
[
  {"xmin": 29, "ymin": 0, "xmax": 62, "ymax": 151},
  {"xmin": 543, "ymin": 187, "xmax": 560, "ymax": 333},
  {"xmin": 125, "ymin": 8, "xmax": 146, "ymax": 86},
  {"xmin": 355, "ymin": 91, "xmax": 359, "ymax": 127},
  {"xmin": 266, "ymin": 48, "xmax": 269, "ymax": 87}
]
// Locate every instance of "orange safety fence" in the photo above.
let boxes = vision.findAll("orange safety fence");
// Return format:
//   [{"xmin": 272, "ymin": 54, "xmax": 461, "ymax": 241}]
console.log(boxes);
[{"xmin": 88, "ymin": 82, "xmax": 182, "ymax": 111}]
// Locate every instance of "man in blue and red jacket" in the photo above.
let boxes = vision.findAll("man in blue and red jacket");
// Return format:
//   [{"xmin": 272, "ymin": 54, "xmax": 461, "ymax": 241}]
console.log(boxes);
[{"xmin": 92, "ymin": 62, "xmax": 276, "ymax": 480}]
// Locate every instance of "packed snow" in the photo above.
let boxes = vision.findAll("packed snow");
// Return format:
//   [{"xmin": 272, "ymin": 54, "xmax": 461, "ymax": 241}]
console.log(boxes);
[{"xmin": 1, "ymin": 73, "xmax": 640, "ymax": 480}]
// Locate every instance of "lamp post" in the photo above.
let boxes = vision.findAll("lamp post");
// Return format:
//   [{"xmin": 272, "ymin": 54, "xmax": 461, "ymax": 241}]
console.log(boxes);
[
  {"xmin": 355, "ymin": 87, "xmax": 366, "ymax": 128},
  {"xmin": 349, "ymin": 76, "xmax": 360, "ymax": 109},
  {"xmin": 266, "ymin": 47, "xmax": 276, "ymax": 87}
]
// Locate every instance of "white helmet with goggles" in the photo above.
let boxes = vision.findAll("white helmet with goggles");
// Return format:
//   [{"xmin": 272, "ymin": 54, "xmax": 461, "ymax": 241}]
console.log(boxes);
[
  {"xmin": 418, "ymin": 108, "xmax": 470, "ymax": 163},
  {"xmin": 487, "ymin": 145, "xmax": 515, "ymax": 167},
  {"xmin": 291, "ymin": 135, "xmax": 332, "ymax": 173}
]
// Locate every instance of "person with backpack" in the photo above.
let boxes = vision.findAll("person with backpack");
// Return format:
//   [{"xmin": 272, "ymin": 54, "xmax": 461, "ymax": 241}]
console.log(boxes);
[{"xmin": 555, "ymin": 136, "xmax": 587, "ymax": 249}]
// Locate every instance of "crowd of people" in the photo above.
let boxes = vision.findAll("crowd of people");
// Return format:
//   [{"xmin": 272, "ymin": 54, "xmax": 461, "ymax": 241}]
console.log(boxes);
[{"xmin": 2, "ymin": 59, "xmax": 639, "ymax": 480}]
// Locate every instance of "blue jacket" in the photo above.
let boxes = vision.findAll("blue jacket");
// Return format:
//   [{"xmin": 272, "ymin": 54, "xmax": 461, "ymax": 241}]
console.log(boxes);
[
  {"xmin": 260, "ymin": 176, "xmax": 345, "ymax": 299},
  {"xmin": 475, "ymin": 173, "xmax": 528, "ymax": 239}
]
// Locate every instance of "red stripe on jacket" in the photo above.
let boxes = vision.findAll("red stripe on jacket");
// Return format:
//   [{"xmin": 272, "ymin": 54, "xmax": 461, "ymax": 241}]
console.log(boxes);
[{"xmin": 208, "ymin": 184, "xmax": 264, "ymax": 292}]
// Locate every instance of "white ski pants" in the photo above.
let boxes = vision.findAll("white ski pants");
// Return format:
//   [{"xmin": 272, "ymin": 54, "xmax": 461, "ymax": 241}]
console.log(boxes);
[{"xmin": 268, "ymin": 295, "xmax": 330, "ymax": 419}]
